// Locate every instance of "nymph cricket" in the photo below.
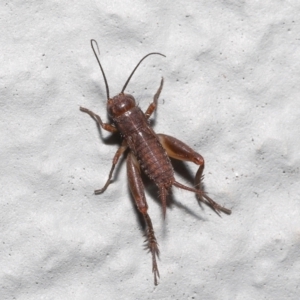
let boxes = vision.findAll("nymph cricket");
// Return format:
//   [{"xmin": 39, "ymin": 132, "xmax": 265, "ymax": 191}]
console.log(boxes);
[{"xmin": 80, "ymin": 39, "xmax": 231, "ymax": 285}]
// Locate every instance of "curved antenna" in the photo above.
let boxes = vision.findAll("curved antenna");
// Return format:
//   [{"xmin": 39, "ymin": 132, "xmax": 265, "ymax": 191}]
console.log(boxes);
[
  {"xmin": 121, "ymin": 52, "xmax": 166, "ymax": 93},
  {"xmin": 91, "ymin": 39, "xmax": 110, "ymax": 100}
]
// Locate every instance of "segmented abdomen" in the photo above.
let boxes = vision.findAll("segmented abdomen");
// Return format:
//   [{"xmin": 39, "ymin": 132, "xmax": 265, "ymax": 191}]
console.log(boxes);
[
  {"xmin": 114, "ymin": 107, "xmax": 174, "ymax": 187},
  {"xmin": 130, "ymin": 130, "xmax": 174, "ymax": 187}
]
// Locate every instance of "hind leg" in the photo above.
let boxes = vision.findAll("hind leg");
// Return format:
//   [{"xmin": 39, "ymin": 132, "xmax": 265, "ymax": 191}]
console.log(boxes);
[
  {"xmin": 127, "ymin": 152, "xmax": 160, "ymax": 285},
  {"xmin": 157, "ymin": 134, "xmax": 231, "ymax": 215}
]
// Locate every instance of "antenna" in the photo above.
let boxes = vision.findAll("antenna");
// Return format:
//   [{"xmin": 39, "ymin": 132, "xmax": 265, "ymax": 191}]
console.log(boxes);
[
  {"xmin": 91, "ymin": 39, "xmax": 110, "ymax": 100},
  {"xmin": 121, "ymin": 52, "xmax": 166, "ymax": 93}
]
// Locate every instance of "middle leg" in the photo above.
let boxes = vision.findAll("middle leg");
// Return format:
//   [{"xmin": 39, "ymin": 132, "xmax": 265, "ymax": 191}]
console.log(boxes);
[{"xmin": 94, "ymin": 140, "xmax": 128, "ymax": 194}]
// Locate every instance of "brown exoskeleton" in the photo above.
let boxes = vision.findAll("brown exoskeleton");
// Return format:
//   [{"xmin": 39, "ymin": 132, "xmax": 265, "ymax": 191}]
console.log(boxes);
[{"xmin": 80, "ymin": 40, "xmax": 231, "ymax": 285}]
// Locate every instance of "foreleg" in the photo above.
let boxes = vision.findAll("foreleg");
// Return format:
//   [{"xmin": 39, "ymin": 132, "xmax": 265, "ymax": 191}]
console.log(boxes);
[
  {"xmin": 158, "ymin": 134, "xmax": 231, "ymax": 215},
  {"xmin": 80, "ymin": 106, "xmax": 118, "ymax": 133},
  {"xmin": 144, "ymin": 78, "xmax": 164, "ymax": 119},
  {"xmin": 127, "ymin": 152, "xmax": 160, "ymax": 285}
]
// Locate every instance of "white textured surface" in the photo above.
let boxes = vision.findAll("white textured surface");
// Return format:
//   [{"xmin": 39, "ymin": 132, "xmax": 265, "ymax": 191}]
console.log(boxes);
[{"xmin": 1, "ymin": 1, "xmax": 300, "ymax": 299}]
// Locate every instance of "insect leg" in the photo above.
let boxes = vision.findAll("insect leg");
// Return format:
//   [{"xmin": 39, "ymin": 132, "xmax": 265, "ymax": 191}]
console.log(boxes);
[
  {"xmin": 144, "ymin": 78, "xmax": 164, "ymax": 119},
  {"xmin": 94, "ymin": 140, "xmax": 128, "ymax": 194},
  {"xmin": 157, "ymin": 134, "xmax": 231, "ymax": 215},
  {"xmin": 127, "ymin": 152, "xmax": 160, "ymax": 285},
  {"xmin": 80, "ymin": 107, "xmax": 118, "ymax": 133}
]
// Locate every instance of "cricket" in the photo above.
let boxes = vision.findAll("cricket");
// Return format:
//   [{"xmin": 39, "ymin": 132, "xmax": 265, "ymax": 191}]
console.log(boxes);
[{"xmin": 80, "ymin": 39, "xmax": 231, "ymax": 285}]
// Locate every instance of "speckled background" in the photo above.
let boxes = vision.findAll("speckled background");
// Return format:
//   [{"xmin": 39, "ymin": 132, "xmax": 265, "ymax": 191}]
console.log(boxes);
[{"xmin": 1, "ymin": 1, "xmax": 300, "ymax": 299}]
